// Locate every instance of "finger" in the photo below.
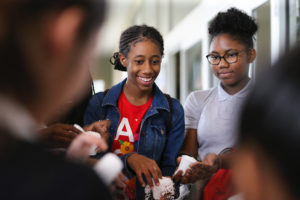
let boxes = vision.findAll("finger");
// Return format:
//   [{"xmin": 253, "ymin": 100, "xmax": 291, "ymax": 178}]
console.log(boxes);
[
  {"xmin": 182, "ymin": 172, "xmax": 194, "ymax": 184},
  {"xmin": 176, "ymin": 156, "xmax": 182, "ymax": 164},
  {"xmin": 155, "ymin": 164, "xmax": 162, "ymax": 179},
  {"xmin": 143, "ymin": 169, "xmax": 154, "ymax": 189},
  {"xmin": 208, "ymin": 159, "xmax": 215, "ymax": 166},
  {"xmin": 114, "ymin": 174, "xmax": 127, "ymax": 189},
  {"xmin": 185, "ymin": 168, "xmax": 192, "ymax": 175},
  {"xmin": 99, "ymin": 120, "xmax": 111, "ymax": 129},
  {"xmin": 202, "ymin": 158, "xmax": 209, "ymax": 165},
  {"xmin": 150, "ymin": 166, "xmax": 160, "ymax": 187},
  {"xmin": 103, "ymin": 119, "xmax": 111, "ymax": 126},
  {"xmin": 59, "ymin": 124, "xmax": 82, "ymax": 134},
  {"xmin": 84, "ymin": 120, "xmax": 111, "ymax": 133},
  {"xmin": 76, "ymin": 134, "xmax": 108, "ymax": 152},
  {"xmin": 181, "ymin": 175, "xmax": 189, "ymax": 184},
  {"xmin": 92, "ymin": 137, "xmax": 108, "ymax": 152},
  {"xmin": 136, "ymin": 171, "xmax": 146, "ymax": 187},
  {"xmin": 189, "ymin": 161, "xmax": 201, "ymax": 168},
  {"xmin": 119, "ymin": 173, "xmax": 127, "ymax": 184},
  {"xmin": 83, "ymin": 124, "xmax": 92, "ymax": 132},
  {"xmin": 172, "ymin": 170, "xmax": 183, "ymax": 183},
  {"xmin": 84, "ymin": 123, "xmax": 105, "ymax": 133},
  {"xmin": 56, "ymin": 129, "xmax": 78, "ymax": 139}
]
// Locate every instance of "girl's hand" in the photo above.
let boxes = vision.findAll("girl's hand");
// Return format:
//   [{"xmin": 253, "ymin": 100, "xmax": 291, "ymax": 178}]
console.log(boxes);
[
  {"xmin": 113, "ymin": 172, "xmax": 127, "ymax": 189},
  {"xmin": 127, "ymin": 153, "xmax": 162, "ymax": 188},
  {"xmin": 39, "ymin": 123, "xmax": 80, "ymax": 148},
  {"xmin": 66, "ymin": 134, "xmax": 108, "ymax": 162},
  {"xmin": 180, "ymin": 153, "xmax": 221, "ymax": 183},
  {"xmin": 202, "ymin": 153, "xmax": 221, "ymax": 171},
  {"xmin": 84, "ymin": 120, "xmax": 111, "ymax": 141},
  {"xmin": 172, "ymin": 156, "xmax": 183, "ymax": 183},
  {"xmin": 174, "ymin": 160, "xmax": 216, "ymax": 184}
]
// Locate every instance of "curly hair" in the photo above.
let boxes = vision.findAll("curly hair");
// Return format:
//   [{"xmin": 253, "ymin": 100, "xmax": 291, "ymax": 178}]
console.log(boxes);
[
  {"xmin": 110, "ymin": 25, "xmax": 164, "ymax": 71},
  {"xmin": 208, "ymin": 8, "xmax": 258, "ymax": 48}
]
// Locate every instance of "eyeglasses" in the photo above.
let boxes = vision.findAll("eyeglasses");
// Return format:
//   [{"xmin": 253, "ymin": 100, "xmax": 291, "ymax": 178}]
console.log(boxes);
[{"xmin": 206, "ymin": 50, "xmax": 248, "ymax": 65}]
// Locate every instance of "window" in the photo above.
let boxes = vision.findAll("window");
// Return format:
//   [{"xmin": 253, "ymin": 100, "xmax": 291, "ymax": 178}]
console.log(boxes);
[
  {"xmin": 252, "ymin": 1, "xmax": 271, "ymax": 77},
  {"xmin": 186, "ymin": 42, "xmax": 202, "ymax": 94}
]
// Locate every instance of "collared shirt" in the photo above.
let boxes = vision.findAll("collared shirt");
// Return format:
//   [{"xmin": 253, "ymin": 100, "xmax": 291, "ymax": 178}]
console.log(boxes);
[
  {"xmin": 0, "ymin": 95, "xmax": 37, "ymax": 141},
  {"xmin": 184, "ymin": 81, "xmax": 252, "ymax": 160}
]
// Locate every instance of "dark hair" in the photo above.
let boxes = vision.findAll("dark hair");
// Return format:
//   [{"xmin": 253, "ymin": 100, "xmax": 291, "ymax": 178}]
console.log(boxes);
[
  {"xmin": 239, "ymin": 46, "xmax": 300, "ymax": 198},
  {"xmin": 0, "ymin": 0, "xmax": 106, "ymax": 105},
  {"xmin": 208, "ymin": 7, "xmax": 258, "ymax": 48},
  {"xmin": 110, "ymin": 25, "xmax": 164, "ymax": 71}
]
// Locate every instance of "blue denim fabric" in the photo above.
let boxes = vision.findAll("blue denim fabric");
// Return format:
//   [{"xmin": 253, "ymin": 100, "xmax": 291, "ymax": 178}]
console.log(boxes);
[{"xmin": 84, "ymin": 79, "xmax": 185, "ymax": 199}]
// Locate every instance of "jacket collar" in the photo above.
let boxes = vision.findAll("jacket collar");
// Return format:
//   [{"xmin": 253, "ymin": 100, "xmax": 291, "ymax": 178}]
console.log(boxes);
[{"xmin": 102, "ymin": 78, "xmax": 170, "ymax": 112}]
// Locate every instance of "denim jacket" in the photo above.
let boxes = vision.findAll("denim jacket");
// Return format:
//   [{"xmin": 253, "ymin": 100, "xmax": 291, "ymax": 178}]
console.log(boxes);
[{"xmin": 84, "ymin": 79, "xmax": 185, "ymax": 199}]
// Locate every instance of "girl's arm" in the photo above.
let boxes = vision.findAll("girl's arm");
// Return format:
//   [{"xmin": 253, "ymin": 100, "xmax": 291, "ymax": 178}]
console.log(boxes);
[
  {"xmin": 178, "ymin": 128, "xmax": 198, "ymax": 158},
  {"xmin": 173, "ymin": 128, "xmax": 198, "ymax": 183}
]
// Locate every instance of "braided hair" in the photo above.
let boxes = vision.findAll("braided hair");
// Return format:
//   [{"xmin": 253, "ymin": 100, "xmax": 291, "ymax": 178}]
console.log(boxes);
[
  {"xmin": 208, "ymin": 8, "xmax": 258, "ymax": 49},
  {"xmin": 110, "ymin": 25, "xmax": 164, "ymax": 71}
]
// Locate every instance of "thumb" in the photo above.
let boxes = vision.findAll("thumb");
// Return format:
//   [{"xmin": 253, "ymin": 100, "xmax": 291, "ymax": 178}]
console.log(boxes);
[{"xmin": 176, "ymin": 156, "xmax": 182, "ymax": 164}]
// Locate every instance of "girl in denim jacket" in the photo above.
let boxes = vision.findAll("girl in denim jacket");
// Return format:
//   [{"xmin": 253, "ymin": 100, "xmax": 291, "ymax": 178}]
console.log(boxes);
[{"xmin": 84, "ymin": 25, "xmax": 185, "ymax": 199}]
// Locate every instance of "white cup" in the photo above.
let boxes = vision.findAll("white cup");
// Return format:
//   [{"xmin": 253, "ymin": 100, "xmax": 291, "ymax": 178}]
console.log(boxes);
[
  {"xmin": 85, "ymin": 131, "xmax": 101, "ymax": 156},
  {"xmin": 175, "ymin": 155, "xmax": 197, "ymax": 176},
  {"xmin": 73, "ymin": 124, "xmax": 102, "ymax": 156},
  {"xmin": 93, "ymin": 153, "xmax": 123, "ymax": 185}
]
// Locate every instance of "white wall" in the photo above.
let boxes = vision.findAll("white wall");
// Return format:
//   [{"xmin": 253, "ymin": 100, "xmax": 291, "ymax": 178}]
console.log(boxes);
[{"xmin": 161, "ymin": 0, "xmax": 287, "ymax": 103}]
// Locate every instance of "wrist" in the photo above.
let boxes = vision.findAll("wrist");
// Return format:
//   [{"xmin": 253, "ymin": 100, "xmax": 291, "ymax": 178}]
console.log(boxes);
[{"xmin": 177, "ymin": 152, "xmax": 195, "ymax": 159}]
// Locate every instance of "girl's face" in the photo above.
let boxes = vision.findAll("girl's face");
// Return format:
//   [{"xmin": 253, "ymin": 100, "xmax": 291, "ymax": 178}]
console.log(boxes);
[
  {"xmin": 120, "ymin": 39, "xmax": 162, "ymax": 92},
  {"xmin": 208, "ymin": 33, "xmax": 256, "ymax": 87}
]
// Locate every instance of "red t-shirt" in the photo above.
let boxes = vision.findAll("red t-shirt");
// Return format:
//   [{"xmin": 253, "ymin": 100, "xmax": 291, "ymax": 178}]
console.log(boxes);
[{"xmin": 111, "ymin": 92, "xmax": 153, "ymax": 199}]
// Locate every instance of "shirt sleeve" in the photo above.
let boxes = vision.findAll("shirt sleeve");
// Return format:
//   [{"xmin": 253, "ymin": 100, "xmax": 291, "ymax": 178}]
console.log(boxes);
[{"xmin": 184, "ymin": 90, "xmax": 212, "ymax": 130}]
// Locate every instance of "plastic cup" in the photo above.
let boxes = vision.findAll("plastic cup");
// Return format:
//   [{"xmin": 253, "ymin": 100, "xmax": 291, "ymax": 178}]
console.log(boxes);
[
  {"xmin": 73, "ymin": 124, "xmax": 101, "ymax": 156},
  {"xmin": 175, "ymin": 155, "xmax": 197, "ymax": 175},
  {"xmin": 93, "ymin": 153, "xmax": 123, "ymax": 185},
  {"xmin": 85, "ymin": 131, "xmax": 101, "ymax": 156}
]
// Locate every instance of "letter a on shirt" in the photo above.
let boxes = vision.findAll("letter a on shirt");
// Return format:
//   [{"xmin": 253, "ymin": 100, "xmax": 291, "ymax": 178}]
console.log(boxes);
[{"xmin": 115, "ymin": 117, "xmax": 134, "ymax": 142}]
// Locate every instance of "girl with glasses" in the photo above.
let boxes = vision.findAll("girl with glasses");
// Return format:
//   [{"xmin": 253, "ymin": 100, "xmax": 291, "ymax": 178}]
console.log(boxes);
[{"xmin": 174, "ymin": 8, "xmax": 257, "ymax": 200}]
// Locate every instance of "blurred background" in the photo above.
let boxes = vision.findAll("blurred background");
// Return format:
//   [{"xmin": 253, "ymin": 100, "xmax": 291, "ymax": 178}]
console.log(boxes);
[{"xmin": 92, "ymin": 0, "xmax": 300, "ymax": 103}]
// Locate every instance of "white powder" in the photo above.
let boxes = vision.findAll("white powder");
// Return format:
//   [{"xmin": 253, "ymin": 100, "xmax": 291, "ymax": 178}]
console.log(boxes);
[{"xmin": 145, "ymin": 177, "xmax": 175, "ymax": 200}]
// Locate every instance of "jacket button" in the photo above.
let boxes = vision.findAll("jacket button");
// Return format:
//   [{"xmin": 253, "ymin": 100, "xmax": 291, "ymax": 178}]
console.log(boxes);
[{"xmin": 160, "ymin": 128, "xmax": 164, "ymax": 135}]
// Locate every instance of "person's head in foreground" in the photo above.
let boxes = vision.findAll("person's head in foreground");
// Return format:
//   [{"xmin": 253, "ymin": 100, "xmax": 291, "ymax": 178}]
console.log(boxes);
[
  {"xmin": 0, "ymin": 0, "xmax": 105, "ymax": 123},
  {"xmin": 234, "ymin": 46, "xmax": 300, "ymax": 200}
]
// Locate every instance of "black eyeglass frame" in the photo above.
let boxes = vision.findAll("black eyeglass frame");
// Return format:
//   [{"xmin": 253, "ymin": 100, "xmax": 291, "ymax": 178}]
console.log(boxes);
[{"xmin": 206, "ymin": 49, "xmax": 249, "ymax": 65}]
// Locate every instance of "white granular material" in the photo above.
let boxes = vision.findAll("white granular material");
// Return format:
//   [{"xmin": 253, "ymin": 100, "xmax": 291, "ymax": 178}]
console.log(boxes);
[{"xmin": 145, "ymin": 177, "xmax": 175, "ymax": 200}]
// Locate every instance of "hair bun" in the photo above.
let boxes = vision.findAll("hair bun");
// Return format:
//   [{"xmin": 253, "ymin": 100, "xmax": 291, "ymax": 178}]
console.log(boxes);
[
  {"xmin": 209, "ymin": 7, "xmax": 258, "ymax": 37},
  {"xmin": 109, "ymin": 52, "xmax": 127, "ymax": 71}
]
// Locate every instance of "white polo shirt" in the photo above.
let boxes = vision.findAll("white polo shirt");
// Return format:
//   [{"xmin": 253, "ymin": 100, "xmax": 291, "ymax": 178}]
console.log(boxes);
[{"xmin": 184, "ymin": 81, "xmax": 252, "ymax": 160}]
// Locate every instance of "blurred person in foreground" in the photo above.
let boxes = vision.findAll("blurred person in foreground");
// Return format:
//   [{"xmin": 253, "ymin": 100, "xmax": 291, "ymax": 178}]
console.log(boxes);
[
  {"xmin": 0, "ymin": 0, "xmax": 112, "ymax": 199},
  {"xmin": 38, "ymin": 76, "xmax": 111, "ymax": 153},
  {"xmin": 233, "ymin": 46, "xmax": 300, "ymax": 200}
]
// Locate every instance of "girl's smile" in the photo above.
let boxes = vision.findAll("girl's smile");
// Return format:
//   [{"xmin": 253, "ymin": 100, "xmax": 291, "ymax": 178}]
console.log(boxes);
[{"xmin": 120, "ymin": 39, "xmax": 161, "ymax": 93}]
